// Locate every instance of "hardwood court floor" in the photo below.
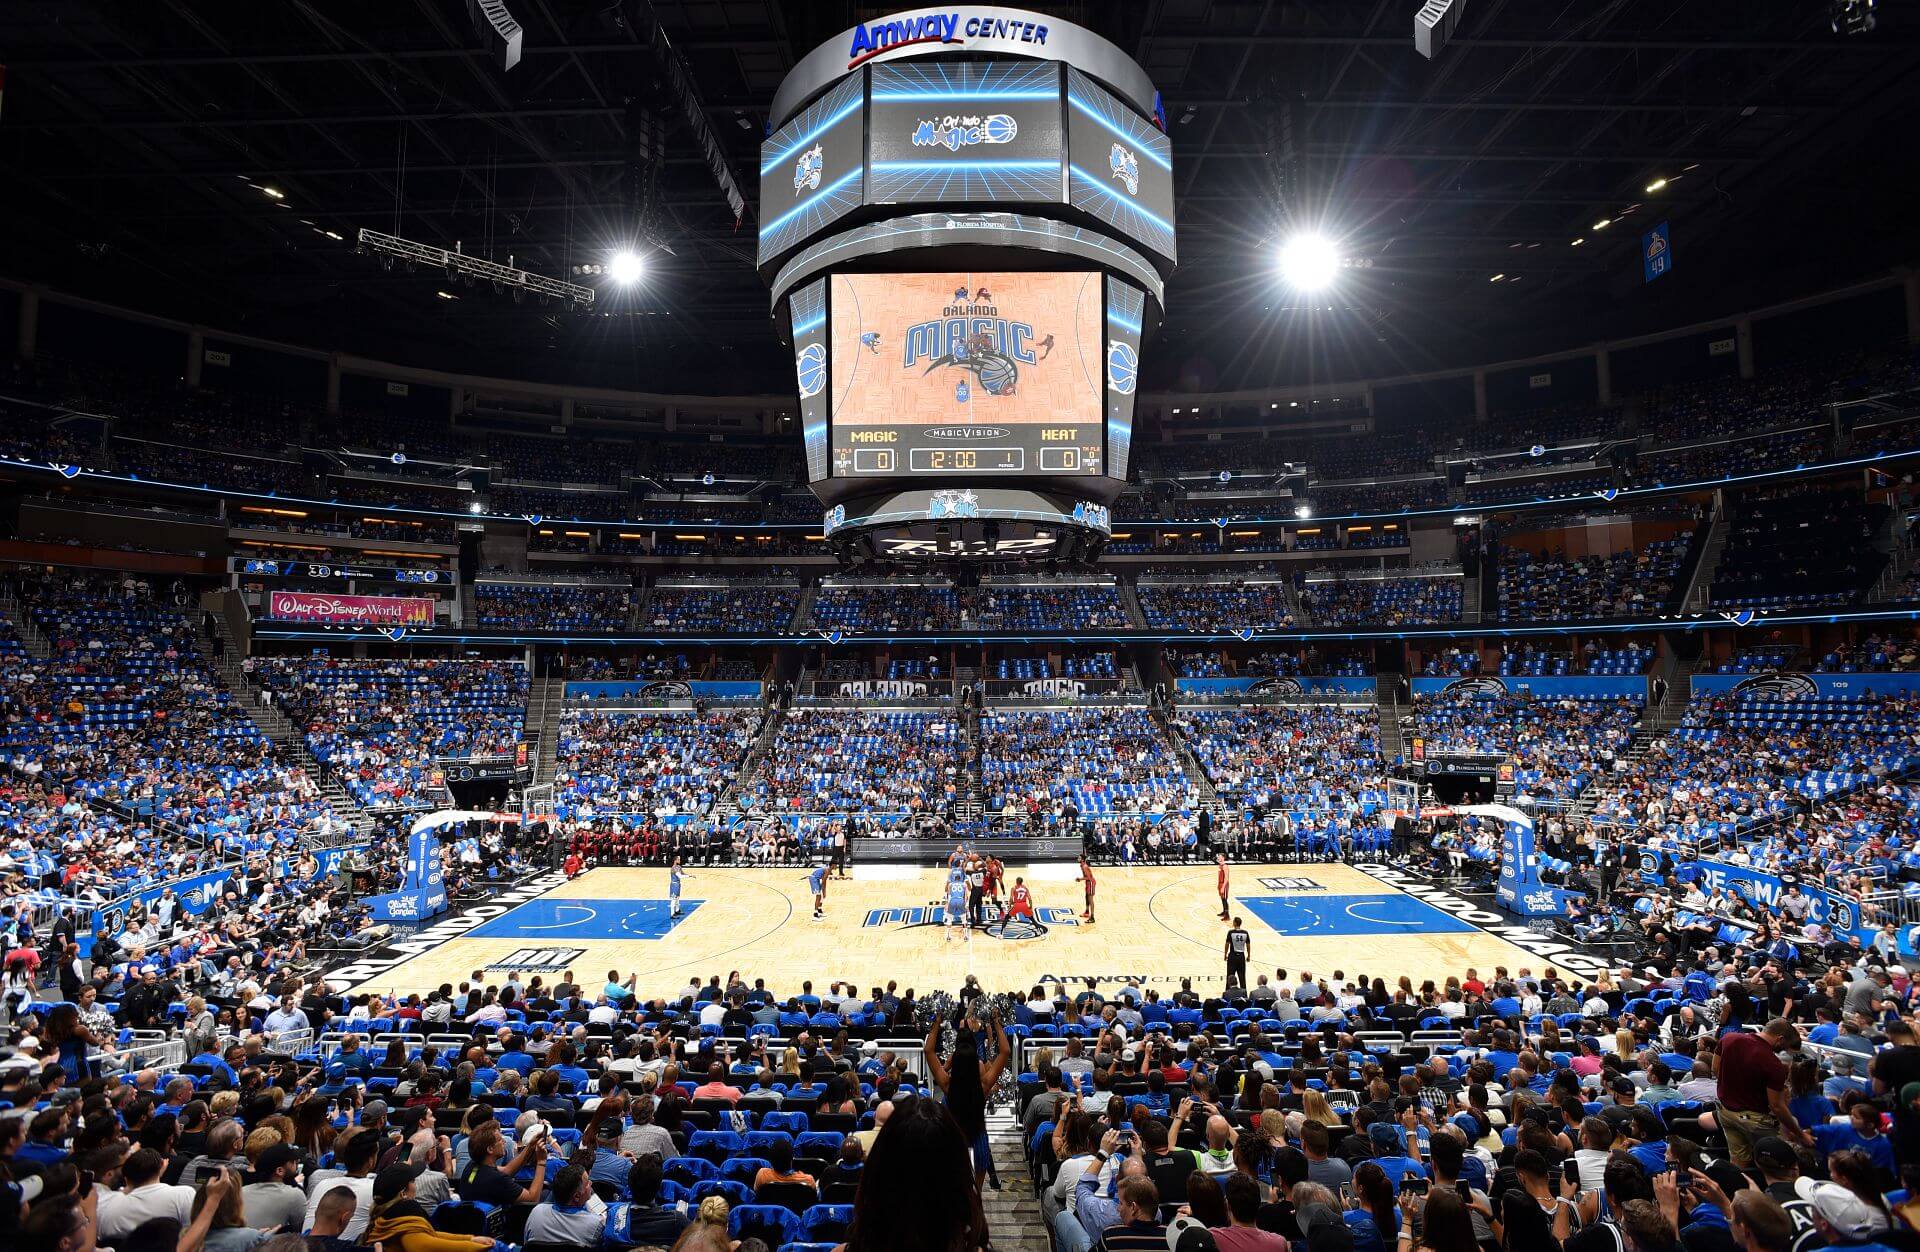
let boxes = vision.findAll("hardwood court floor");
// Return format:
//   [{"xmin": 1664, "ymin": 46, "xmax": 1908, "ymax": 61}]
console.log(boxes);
[{"xmin": 346, "ymin": 861, "xmax": 1553, "ymax": 1000}]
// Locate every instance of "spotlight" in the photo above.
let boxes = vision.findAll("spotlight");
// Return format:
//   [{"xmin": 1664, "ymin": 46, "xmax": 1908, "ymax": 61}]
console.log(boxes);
[
  {"xmin": 1644, "ymin": 177, "xmax": 1668, "ymax": 193},
  {"xmin": 608, "ymin": 250, "xmax": 645, "ymax": 285},
  {"xmin": 468, "ymin": 501, "xmax": 485, "ymax": 515},
  {"xmin": 1295, "ymin": 505, "xmax": 1313, "ymax": 519},
  {"xmin": 1276, "ymin": 234, "xmax": 1339, "ymax": 292}
]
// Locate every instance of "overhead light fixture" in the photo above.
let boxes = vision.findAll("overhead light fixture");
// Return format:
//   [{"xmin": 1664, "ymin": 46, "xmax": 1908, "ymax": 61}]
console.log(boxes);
[
  {"xmin": 324, "ymin": 230, "xmax": 343, "ymax": 241},
  {"xmin": 468, "ymin": 501, "xmax": 485, "ymax": 515},
  {"xmin": 1294, "ymin": 505, "xmax": 1313, "ymax": 519},
  {"xmin": 260, "ymin": 186, "xmax": 285, "ymax": 200},
  {"xmin": 435, "ymin": 290, "xmax": 457, "ymax": 300},
  {"xmin": 1592, "ymin": 219, "xmax": 1611, "ymax": 230},
  {"xmin": 1644, "ymin": 177, "xmax": 1668, "ymax": 193},
  {"xmin": 1289, "ymin": 400, "xmax": 1299, "ymax": 408},
  {"xmin": 1571, "ymin": 238, "xmax": 1586, "ymax": 247},
  {"xmin": 1276, "ymin": 233, "xmax": 1340, "ymax": 292},
  {"xmin": 1489, "ymin": 273, "xmax": 1505, "ymax": 282},
  {"xmin": 608, "ymin": 249, "xmax": 645, "ymax": 286}
]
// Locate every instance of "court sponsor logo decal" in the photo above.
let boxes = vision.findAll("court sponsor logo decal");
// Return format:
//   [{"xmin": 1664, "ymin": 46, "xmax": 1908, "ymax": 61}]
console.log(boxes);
[
  {"xmin": 487, "ymin": 947, "xmax": 587, "ymax": 972},
  {"xmin": 1255, "ymin": 877, "xmax": 1327, "ymax": 891},
  {"xmin": 1354, "ymin": 865, "xmax": 1610, "ymax": 977},
  {"xmin": 325, "ymin": 872, "xmax": 568, "ymax": 987}
]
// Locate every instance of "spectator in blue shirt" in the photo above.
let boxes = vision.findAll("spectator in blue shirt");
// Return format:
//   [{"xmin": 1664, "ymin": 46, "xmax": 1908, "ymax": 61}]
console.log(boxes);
[
  {"xmin": 496, "ymin": 1033, "xmax": 535, "ymax": 1075},
  {"xmin": 1366, "ymin": 1120, "xmax": 1426, "ymax": 1189},
  {"xmin": 1812, "ymin": 1103, "xmax": 1897, "ymax": 1178}
]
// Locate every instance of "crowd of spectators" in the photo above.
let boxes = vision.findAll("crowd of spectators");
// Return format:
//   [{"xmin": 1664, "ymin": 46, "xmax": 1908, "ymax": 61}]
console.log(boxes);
[
  {"xmin": 811, "ymin": 586, "xmax": 962, "ymax": 633},
  {"xmin": 644, "ymin": 586, "xmax": 801, "ymax": 634},
  {"xmin": 553, "ymin": 710, "xmax": 761, "ymax": 821},
  {"xmin": 751, "ymin": 710, "xmax": 962, "ymax": 814},
  {"xmin": 249, "ymin": 658, "xmax": 527, "ymax": 811},
  {"xmin": 1711, "ymin": 488, "xmax": 1888, "ymax": 610},
  {"xmin": 1138, "ymin": 582, "xmax": 1296, "ymax": 632},
  {"xmin": 1414, "ymin": 691, "xmax": 1641, "ymax": 804},
  {"xmin": 1303, "ymin": 577, "xmax": 1462, "ymax": 627},
  {"xmin": 473, "ymin": 582, "xmax": 632, "ymax": 632},
  {"xmin": 982, "ymin": 708, "xmax": 1198, "ymax": 819},
  {"xmin": 1496, "ymin": 538, "xmax": 1692, "ymax": 622}
]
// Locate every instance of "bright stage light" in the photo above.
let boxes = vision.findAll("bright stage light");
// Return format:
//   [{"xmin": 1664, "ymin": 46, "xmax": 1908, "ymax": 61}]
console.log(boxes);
[
  {"xmin": 608, "ymin": 250, "xmax": 645, "ymax": 285},
  {"xmin": 1276, "ymin": 234, "xmax": 1339, "ymax": 292}
]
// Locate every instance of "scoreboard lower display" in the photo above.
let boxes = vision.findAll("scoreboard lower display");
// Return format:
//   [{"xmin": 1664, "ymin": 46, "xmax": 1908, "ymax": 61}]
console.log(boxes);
[{"xmin": 827, "ymin": 270, "xmax": 1106, "ymax": 479}]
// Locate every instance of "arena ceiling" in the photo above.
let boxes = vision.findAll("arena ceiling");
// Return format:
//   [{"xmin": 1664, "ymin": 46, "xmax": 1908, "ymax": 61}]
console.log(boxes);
[{"xmin": 1, "ymin": 1, "xmax": 1916, "ymax": 397}]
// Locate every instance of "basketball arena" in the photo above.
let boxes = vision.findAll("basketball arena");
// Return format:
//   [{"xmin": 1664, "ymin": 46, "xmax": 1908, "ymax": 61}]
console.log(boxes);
[{"xmin": 0, "ymin": 4, "xmax": 1918, "ymax": 1252}]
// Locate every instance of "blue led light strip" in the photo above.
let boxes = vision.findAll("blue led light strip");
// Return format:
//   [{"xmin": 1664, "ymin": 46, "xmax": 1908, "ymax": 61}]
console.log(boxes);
[
  {"xmin": 761, "ymin": 95, "xmax": 865, "ymax": 176},
  {"xmin": 1069, "ymin": 165, "xmax": 1174, "ymax": 234},
  {"xmin": 760, "ymin": 168, "xmax": 863, "ymax": 234}
]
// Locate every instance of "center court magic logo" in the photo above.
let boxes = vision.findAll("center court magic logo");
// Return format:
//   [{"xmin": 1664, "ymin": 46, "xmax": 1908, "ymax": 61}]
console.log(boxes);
[
  {"xmin": 864, "ymin": 902, "xmax": 1080, "ymax": 942},
  {"xmin": 913, "ymin": 113, "xmax": 1018, "ymax": 151}
]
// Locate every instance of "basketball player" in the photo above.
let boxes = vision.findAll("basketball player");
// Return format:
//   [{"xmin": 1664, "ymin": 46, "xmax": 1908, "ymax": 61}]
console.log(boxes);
[
  {"xmin": 1036, "ymin": 332, "xmax": 1056, "ymax": 361},
  {"xmin": 1224, "ymin": 915, "xmax": 1251, "ymax": 990},
  {"xmin": 859, "ymin": 331, "xmax": 882, "ymax": 354},
  {"xmin": 1076, "ymin": 855, "xmax": 1096, "ymax": 922},
  {"xmin": 1215, "ymin": 853, "xmax": 1231, "ymax": 921},
  {"xmin": 944, "ymin": 867, "xmax": 969, "ymax": 943},
  {"xmin": 982, "ymin": 855, "xmax": 1004, "ymax": 908},
  {"xmin": 669, "ymin": 858, "xmax": 688, "ymax": 918},
  {"xmin": 1005, "ymin": 876, "xmax": 1036, "ymax": 922},
  {"xmin": 808, "ymin": 862, "xmax": 827, "ymax": 920}
]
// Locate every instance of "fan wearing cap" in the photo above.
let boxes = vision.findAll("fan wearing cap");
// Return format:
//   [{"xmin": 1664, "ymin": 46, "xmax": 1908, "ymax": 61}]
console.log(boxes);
[
  {"xmin": 240, "ymin": 1143, "xmax": 306, "ymax": 1233},
  {"xmin": 1792, "ymin": 1178, "xmax": 1897, "ymax": 1252},
  {"xmin": 365, "ymin": 1161, "xmax": 495, "ymax": 1252}
]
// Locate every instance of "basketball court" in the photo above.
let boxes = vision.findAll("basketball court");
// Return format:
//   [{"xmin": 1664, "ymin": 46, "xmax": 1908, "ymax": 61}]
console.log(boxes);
[{"xmin": 343, "ymin": 860, "xmax": 1580, "ymax": 999}]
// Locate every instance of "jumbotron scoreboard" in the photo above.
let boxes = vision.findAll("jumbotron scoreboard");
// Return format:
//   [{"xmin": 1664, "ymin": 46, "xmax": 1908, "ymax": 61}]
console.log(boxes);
[{"xmin": 760, "ymin": 7, "xmax": 1174, "ymax": 562}]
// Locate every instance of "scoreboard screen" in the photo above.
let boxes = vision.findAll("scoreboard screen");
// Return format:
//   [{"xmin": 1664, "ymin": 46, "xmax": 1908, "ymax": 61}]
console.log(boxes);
[{"xmin": 827, "ymin": 271, "xmax": 1105, "ymax": 479}]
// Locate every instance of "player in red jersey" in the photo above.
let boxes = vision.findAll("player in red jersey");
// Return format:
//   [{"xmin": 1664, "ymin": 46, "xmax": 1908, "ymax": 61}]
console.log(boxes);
[
  {"xmin": 982, "ymin": 856, "xmax": 1004, "ymax": 906},
  {"xmin": 1216, "ymin": 853, "xmax": 1231, "ymax": 921},
  {"xmin": 1076, "ymin": 855, "xmax": 1096, "ymax": 922},
  {"xmin": 1005, "ymin": 876, "xmax": 1035, "ymax": 921}
]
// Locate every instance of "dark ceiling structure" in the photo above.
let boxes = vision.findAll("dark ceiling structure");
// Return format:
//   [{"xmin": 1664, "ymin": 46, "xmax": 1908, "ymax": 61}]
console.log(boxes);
[{"xmin": 1, "ymin": 1, "xmax": 1915, "ymax": 397}]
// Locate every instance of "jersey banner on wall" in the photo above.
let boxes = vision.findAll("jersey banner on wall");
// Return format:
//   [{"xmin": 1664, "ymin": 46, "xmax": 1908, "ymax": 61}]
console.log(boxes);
[{"xmin": 828, "ymin": 271, "xmax": 1104, "ymax": 479}]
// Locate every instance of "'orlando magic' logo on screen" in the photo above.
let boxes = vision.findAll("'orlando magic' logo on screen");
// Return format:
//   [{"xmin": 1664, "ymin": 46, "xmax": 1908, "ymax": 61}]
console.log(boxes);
[
  {"xmin": 794, "ymin": 343, "xmax": 826, "ymax": 398},
  {"xmin": 913, "ymin": 114, "xmax": 1018, "ymax": 151},
  {"xmin": 903, "ymin": 288, "xmax": 1037, "ymax": 399},
  {"xmin": 794, "ymin": 144, "xmax": 823, "ymax": 193},
  {"xmin": 1439, "ymin": 676, "xmax": 1510, "ymax": 699},
  {"xmin": 1109, "ymin": 142, "xmax": 1140, "ymax": 195},
  {"xmin": 1106, "ymin": 340, "xmax": 1138, "ymax": 395}
]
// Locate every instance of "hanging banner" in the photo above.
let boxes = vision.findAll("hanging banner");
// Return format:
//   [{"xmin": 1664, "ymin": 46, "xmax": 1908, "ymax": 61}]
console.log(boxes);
[
  {"xmin": 268, "ymin": 591, "xmax": 434, "ymax": 626},
  {"xmin": 1643, "ymin": 220, "xmax": 1672, "ymax": 283}
]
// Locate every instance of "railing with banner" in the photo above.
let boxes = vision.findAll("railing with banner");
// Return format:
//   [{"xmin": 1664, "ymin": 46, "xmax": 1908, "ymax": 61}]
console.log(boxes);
[
  {"xmin": 1690, "ymin": 672, "xmax": 1920, "ymax": 698},
  {"xmin": 803, "ymin": 678, "xmax": 956, "ymax": 701},
  {"xmin": 1411, "ymin": 675, "xmax": 1648, "ymax": 700},
  {"xmin": 984, "ymin": 677, "xmax": 1125, "ymax": 700},
  {"xmin": 1174, "ymin": 676, "xmax": 1376, "ymax": 701},
  {"xmin": 565, "ymin": 680, "xmax": 765, "ymax": 703},
  {"xmin": 85, "ymin": 843, "xmax": 369, "ymax": 955},
  {"xmin": 1628, "ymin": 849, "xmax": 1890, "ymax": 952}
]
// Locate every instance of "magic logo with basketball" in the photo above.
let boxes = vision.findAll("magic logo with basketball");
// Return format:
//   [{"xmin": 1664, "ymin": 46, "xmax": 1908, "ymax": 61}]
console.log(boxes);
[{"xmin": 829, "ymin": 271, "xmax": 1103, "ymax": 431}]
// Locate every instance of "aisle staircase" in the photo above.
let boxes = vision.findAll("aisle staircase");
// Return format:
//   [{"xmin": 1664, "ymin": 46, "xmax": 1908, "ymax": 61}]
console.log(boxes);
[
  {"xmin": 1682, "ymin": 507, "xmax": 1730, "ymax": 611},
  {"xmin": 1150, "ymin": 702, "xmax": 1224, "ymax": 815},
  {"xmin": 195, "ymin": 616, "xmax": 375, "ymax": 837},
  {"xmin": 1460, "ymin": 572, "xmax": 1482, "ymax": 624},
  {"xmin": 0, "ymin": 589, "xmax": 51, "ymax": 659},
  {"xmin": 1375, "ymin": 673, "xmax": 1408, "ymax": 763},
  {"xmin": 791, "ymin": 583, "xmax": 818, "ymax": 631},
  {"xmin": 984, "ymin": 1108, "xmax": 1049, "ymax": 1252},
  {"xmin": 1118, "ymin": 581, "xmax": 1148, "ymax": 628},
  {"xmin": 526, "ymin": 675, "xmax": 567, "ymax": 790}
]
